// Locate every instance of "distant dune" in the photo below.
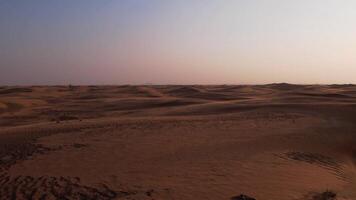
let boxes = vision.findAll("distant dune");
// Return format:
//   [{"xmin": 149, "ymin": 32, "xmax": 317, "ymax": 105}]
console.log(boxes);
[{"xmin": 0, "ymin": 85, "xmax": 356, "ymax": 200}]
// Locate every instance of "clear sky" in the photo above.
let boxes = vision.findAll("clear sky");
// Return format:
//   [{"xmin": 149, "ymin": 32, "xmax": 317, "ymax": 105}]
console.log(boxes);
[{"xmin": 1, "ymin": 0, "xmax": 356, "ymax": 85}]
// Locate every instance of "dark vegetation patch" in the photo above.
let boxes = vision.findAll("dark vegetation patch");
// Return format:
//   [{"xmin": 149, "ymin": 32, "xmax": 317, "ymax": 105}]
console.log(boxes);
[
  {"xmin": 312, "ymin": 191, "xmax": 337, "ymax": 200},
  {"xmin": 230, "ymin": 191, "xmax": 337, "ymax": 200},
  {"xmin": 302, "ymin": 190, "xmax": 337, "ymax": 200},
  {"xmin": 231, "ymin": 194, "xmax": 256, "ymax": 200}
]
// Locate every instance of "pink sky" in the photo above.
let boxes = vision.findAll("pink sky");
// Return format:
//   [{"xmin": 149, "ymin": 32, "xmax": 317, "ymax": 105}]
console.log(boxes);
[{"xmin": 1, "ymin": 0, "xmax": 356, "ymax": 85}]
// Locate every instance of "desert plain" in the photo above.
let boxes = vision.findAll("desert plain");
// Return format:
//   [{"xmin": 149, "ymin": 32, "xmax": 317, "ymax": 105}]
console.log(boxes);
[{"xmin": 0, "ymin": 84, "xmax": 356, "ymax": 200}]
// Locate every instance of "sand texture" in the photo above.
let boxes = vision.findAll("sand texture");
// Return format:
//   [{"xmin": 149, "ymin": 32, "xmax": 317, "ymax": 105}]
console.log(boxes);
[{"xmin": 1, "ymin": 84, "xmax": 356, "ymax": 200}]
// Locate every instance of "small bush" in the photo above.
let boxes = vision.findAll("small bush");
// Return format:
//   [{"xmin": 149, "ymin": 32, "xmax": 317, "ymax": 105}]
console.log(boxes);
[{"xmin": 313, "ymin": 190, "xmax": 336, "ymax": 200}]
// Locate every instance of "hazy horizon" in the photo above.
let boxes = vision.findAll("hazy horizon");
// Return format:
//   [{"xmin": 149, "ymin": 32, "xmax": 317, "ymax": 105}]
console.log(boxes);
[{"xmin": 1, "ymin": 0, "xmax": 356, "ymax": 85}]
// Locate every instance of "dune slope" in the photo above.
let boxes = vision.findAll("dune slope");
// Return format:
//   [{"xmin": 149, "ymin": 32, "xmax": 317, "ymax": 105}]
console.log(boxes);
[{"xmin": 0, "ymin": 85, "xmax": 356, "ymax": 200}]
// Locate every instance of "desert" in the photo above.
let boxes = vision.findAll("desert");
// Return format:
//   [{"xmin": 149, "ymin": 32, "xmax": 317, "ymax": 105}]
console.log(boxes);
[{"xmin": 0, "ymin": 84, "xmax": 356, "ymax": 200}]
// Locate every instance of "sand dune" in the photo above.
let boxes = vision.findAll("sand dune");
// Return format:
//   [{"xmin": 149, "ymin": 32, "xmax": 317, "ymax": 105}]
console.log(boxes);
[{"xmin": 0, "ymin": 85, "xmax": 356, "ymax": 200}]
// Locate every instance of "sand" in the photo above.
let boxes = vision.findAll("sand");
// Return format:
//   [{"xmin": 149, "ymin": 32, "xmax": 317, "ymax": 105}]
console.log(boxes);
[{"xmin": 0, "ymin": 84, "xmax": 356, "ymax": 200}]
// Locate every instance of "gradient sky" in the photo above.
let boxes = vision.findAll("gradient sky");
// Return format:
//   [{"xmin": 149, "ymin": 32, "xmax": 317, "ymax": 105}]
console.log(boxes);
[{"xmin": 1, "ymin": 0, "xmax": 356, "ymax": 85}]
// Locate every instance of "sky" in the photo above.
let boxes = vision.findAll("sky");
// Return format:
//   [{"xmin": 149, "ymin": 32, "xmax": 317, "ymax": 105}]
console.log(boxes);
[{"xmin": 1, "ymin": 0, "xmax": 356, "ymax": 85}]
